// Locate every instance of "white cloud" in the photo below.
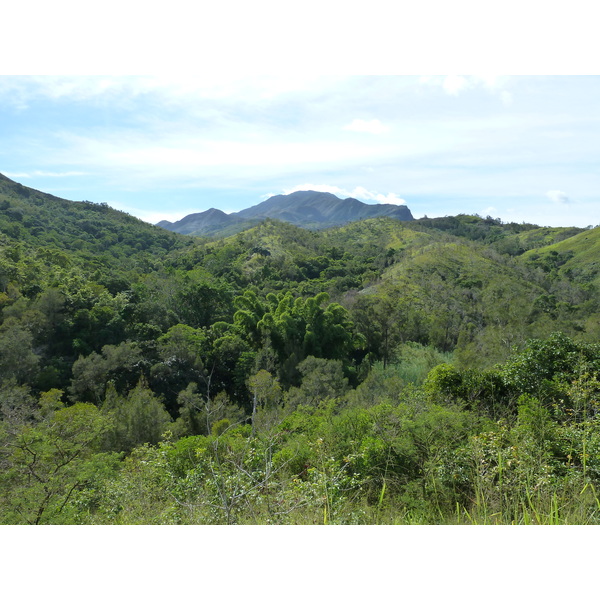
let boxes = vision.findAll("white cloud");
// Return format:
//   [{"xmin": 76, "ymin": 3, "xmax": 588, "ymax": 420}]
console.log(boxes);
[
  {"xmin": 108, "ymin": 201, "xmax": 193, "ymax": 224},
  {"xmin": 546, "ymin": 190, "xmax": 570, "ymax": 204},
  {"xmin": 342, "ymin": 119, "xmax": 390, "ymax": 134},
  {"xmin": 2, "ymin": 75, "xmax": 597, "ymax": 230},
  {"xmin": 374, "ymin": 193, "xmax": 406, "ymax": 205},
  {"xmin": 0, "ymin": 75, "xmax": 341, "ymax": 110},
  {"xmin": 4, "ymin": 170, "xmax": 87, "ymax": 178},
  {"xmin": 351, "ymin": 186, "xmax": 406, "ymax": 205},
  {"xmin": 500, "ymin": 90, "xmax": 513, "ymax": 106},
  {"xmin": 0, "ymin": 77, "xmax": 129, "ymax": 109},
  {"xmin": 420, "ymin": 75, "xmax": 515, "ymax": 103},
  {"xmin": 282, "ymin": 183, "xmax": 406, "ymax": 205},
  {"xmin": 42, "ymin": 129, "xmax": 390, "ymax": 188},
  {"xmin": 478, "ymin": 75, "xmax": 509, "ymax": 90},
  {"xmin": 443, "ymin": 75, "xmax": 470, "ymax": 95}
]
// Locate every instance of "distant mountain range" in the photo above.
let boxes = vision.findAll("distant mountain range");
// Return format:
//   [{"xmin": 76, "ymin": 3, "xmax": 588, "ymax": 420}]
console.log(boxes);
[{"xmin": 156, "ymin": 190, "xmax": 415, "ymax": 236}]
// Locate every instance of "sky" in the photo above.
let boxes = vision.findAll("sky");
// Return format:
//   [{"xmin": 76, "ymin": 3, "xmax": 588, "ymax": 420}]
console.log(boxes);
[
  {"xmin": 1, "ymin": 4, "xmax": 599, "ymax": 229},
  {"xmin": 1, "ymin": 0, "xmax": 599, "ymax": 588}
]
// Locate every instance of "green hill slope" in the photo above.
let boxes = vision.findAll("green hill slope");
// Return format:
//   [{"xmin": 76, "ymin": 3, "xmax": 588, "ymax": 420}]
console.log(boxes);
[
  {"xmin": 0, "ymin": 173, "xmax": 191, "ymax": 267},
  {"xmin": 520, "ymin": 226, "xmax": 600, "ymax": 285},
  {"xmin": 0, "ymin": 171, "xmax": 597, "ymax": 396},
  {"xmin": 320, "ymin": 218, "xmax": 596, "ymax": 367},
  {"xmin": 3, "ymin": 176, "xmax": 600, "ymax": 525}
]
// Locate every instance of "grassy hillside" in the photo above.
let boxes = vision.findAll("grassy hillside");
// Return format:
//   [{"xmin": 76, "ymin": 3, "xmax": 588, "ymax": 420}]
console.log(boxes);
[
  {"xmin": 521, "ymin": 226, "xmax": 600, "ymax": 284},
  {"xmin": 3, "ymin": 174, "xmax": 600, "ymax": 525},
  {"xmin": 408, "ymin": 213, "xmax": 583, "ymax": 255}
]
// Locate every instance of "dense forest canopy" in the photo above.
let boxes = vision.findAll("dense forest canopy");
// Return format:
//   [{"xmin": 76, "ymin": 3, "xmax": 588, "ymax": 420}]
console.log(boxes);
[{"xmin": 1, "ymin": 173, "xmax": 600, "ymax": 524}]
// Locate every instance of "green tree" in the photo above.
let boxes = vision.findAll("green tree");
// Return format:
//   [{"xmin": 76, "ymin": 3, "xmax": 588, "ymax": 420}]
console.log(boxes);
[
  {"xmin": 0, "ymin": 321, "xmax": 40, "ymax": 384},
  {"xmin": 233, "ymin": 290, "xmax": 362, "ymax": 385},
  {"xmin": 102, "ymin": 380, "xmax": 172, "ymax": 453},
  {"xmin": 500, "ymin": 332, "xmax": 600, "ymax": 407},
  {"xmin": 169, "ymin": 382, "xmax": 244, "ymax": 439},
  {"xmin": 151, "ymin": 324, "xmax": 209, "ymax": 409},
  {"xmin": 248, "ymin": 370, "xmax": 283, "ymax": 435},
  {"xmin": 69, "ymin": 341, "xmax": 144, "ymax": 404},
  {"xmin": 286, "ymin": 357, "xmax": 350, "ymax": 409},
  {"xmin": 351, "ymin": 291, "xmax": 406, "ymax": 368},
  {"xmin": 0, "ymin": 391, "xmax": 116, "ymax": 524}
]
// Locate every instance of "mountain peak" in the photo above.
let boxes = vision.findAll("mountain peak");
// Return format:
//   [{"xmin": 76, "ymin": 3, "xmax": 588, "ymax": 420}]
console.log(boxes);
[{"xmin": 158, "ymin": 190, "xmax": 414, "ymax": 236}]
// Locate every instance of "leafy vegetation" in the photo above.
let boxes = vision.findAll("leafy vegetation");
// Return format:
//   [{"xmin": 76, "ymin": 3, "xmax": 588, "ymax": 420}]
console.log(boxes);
[{"xmin": 2, "ymin": 174, "xmax": 600, "ymax": 524}]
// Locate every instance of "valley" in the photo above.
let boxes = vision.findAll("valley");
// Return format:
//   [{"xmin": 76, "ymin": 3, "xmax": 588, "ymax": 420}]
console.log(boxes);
[{"xmin": 1, "ymin": 174, "xmax": 599, "ymax": 524}]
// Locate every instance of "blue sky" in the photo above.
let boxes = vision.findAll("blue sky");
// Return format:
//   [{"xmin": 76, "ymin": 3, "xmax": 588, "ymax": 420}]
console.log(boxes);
[
  {"xmin": 1, "ymin": 74, "xmax": 599, "ymax": 228},
  {"xmin": 1, "ymin": 0, "xmax": 599, "ymax": 582},
  {"xmin": 1, "ymin": 0, "xmax": 599, "ymax": 229}
]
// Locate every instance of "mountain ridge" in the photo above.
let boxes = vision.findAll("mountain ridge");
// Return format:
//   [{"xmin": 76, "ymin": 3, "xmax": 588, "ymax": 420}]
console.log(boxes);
[{"xmin": 158, "ymin": 190, "xmax": 415, "ymax": 236}]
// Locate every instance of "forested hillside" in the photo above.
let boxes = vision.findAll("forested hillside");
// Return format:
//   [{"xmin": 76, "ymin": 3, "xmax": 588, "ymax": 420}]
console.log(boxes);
[{"xmin": 2, "ymin": 175, "xmax": 600, "ymax": 524}]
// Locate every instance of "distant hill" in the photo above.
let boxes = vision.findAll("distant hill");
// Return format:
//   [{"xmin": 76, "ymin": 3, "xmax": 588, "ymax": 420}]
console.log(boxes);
[
  {"xmin": 157, "ymin": 208, "xmax": 247, "ymax": 236},
  {"xmin": 2, "ymin": 169, "xmax": 599, "ymax": 407},
  {"xmin": 0, "ymin": 172, "xmax": 191, "ymax": 264},
  {"xmin": 520, "ymin": 225, "xmax": 600, "ymax": 286},
  {"xmin": 157, "ymin": 190, "xmax": 415, "ymax": 236}
]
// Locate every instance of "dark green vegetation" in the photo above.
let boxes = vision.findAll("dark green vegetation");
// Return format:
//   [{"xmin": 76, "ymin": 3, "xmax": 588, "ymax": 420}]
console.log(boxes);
[{"xmin": 2, "ymin": 174, "xmax": 600, "ymax": 524}]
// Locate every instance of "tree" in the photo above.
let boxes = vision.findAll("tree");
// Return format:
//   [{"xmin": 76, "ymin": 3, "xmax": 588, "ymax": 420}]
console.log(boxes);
[
  {"xmin": 350, "ymin": 291, "xmax": 405, "ymax": 368},
  {"xmin": 286, "ymin": 357, "xmax": 350, "ymax": 409},
  {"xmin": 174, "ymin": 274, "xmax": 234, "ymax": 328},
  {"xmin": 69, "ymin": 341, "xmax": 144, "ymax": 404},
  {"xmin": 169, "ymin": 382, "xmax": 244, "ymax": 439},
  {"xmin": 0, "ymin": 391, "xmax": 116, "ymax": 524},
  {"xmin": 232, "ymin": 290, "xmax": 362, "ymax": 385},
  {"xmin": 247, "ymin": 370, "xmax": 283, "ymax": 435},
  {"xmin": 0, "ymin": 321, "xmax": 40, "ymax": 385},
  {"xmin": 151, "ymin": 324, "xmax": 209, "ymax": 409},
  {"xmin": 500, "ymin": 332, "xmax": 600, "ymax": 404},
  {"xmin": 102, "ymin": 380, "xmax": 172, "ymax": 453}
]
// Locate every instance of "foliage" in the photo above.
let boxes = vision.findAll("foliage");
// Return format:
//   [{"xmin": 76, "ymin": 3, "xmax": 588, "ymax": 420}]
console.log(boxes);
[
  {"xmin": 0, "ymin": 390, "xmax": 118, "ymax": 524},
  {"xmin": 2, "ymin": 174, "xmax": 600, "ymax": 523},
  {"xmin": 101, "ymin": 381, "xmax": 172, "ymax": 453}
]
